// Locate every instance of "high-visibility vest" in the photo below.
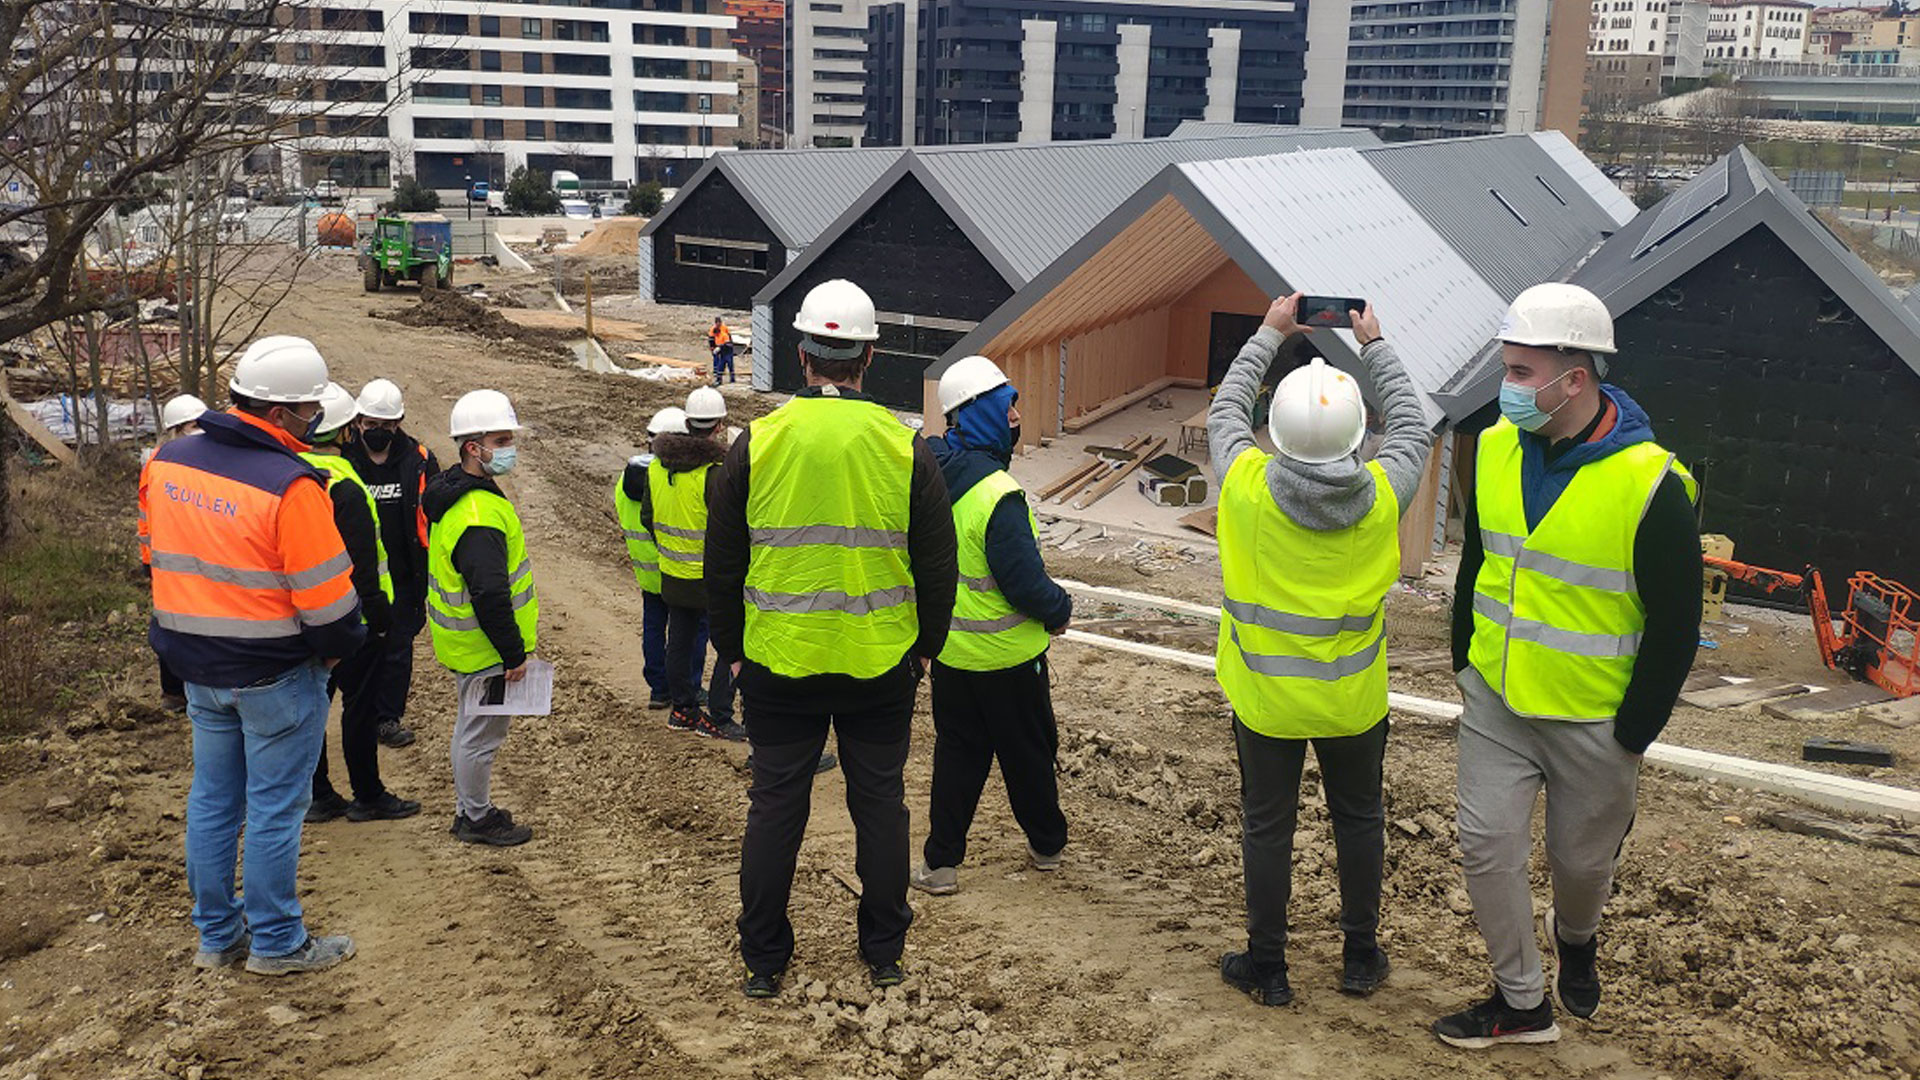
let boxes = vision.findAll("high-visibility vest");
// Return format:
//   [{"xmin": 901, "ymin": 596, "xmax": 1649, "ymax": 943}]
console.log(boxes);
[
  {"xmin": 713, "ymin": 324, "xmax": 731, "ymax": 348},
  {"xmin": 938, "ymin": 469, "xmax": 1049, "ymax": 671},
  {"xmin": 301, "ymin": 451, "xmax": 395, "ymax": 604},
  {"xmin": 1469, "ymin": 418, "xmax": 1697, "ymax": 721},
  {"xmin": 427, "ymin": 487, "xmax": 539, "ymax": 673},
  {"xmin": 1215, "ymin": 452, "xmax": 1400, "ymax": 738},
  {"xmin": 648, "ymin": 458, "xmax": 711, "ymax": 582},
  {"xmin": 744, "ymin": 394, "xmax": 917, "ymax": 679},
  {"xmin": 613, "ymin": 463, "xmax": 661, "ymax": 592},
  {"xmin": 144, "ymin": 416, "xmax": 358, "ymax": 646}
]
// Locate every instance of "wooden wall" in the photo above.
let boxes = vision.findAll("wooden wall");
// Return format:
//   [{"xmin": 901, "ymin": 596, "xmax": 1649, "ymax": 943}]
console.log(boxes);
[
  {"xmin": 1166, "ymin": 262, "xmax": 1270, "ymax": 383},
  {"xmin": 1062, "ymin": 308, "xmax": 1172, "ymax": 423},
  {"xmin": 921, "ymin": 341, "xmax": 1060, "ymax": 447}
]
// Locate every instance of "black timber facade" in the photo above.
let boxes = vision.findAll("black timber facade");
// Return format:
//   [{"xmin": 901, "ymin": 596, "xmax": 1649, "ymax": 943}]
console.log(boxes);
[{"xmin": 648, "ymin": 169, "xmax": 789, "ymax": 311}]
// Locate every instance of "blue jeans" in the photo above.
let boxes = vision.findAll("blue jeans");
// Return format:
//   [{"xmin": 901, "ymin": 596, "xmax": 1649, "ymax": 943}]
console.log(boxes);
[
  {"xmin": 642, "ymin": 589, "xmax": 704, "ymax": 701},
  {"xmin": 184, "ymin": 660, "xmax": 330, "ymax": 957}
]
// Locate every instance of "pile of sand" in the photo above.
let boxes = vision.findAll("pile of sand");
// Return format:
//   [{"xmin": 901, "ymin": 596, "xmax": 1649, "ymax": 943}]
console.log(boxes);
[{"xmin": 568, "ymin": 217, "xmax": 644, "ymax": 256}]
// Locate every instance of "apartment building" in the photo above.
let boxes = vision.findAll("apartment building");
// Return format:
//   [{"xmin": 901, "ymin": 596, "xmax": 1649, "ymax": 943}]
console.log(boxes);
[
  {"xmin": 790, "ymin": 0, "xmax": 871, "ymax": 146},
  {"xmin": 861, "ymin": 0, "xmax": 1320, "ymax": 147},
  {"xmin": 1807, "ymin": 6, "xmax": 1879, "ymax": 57},
  {"xmin": 284, "ymin": 1, "xmax": 740, "ymax": 191},
  {"xmin": 1705, "ymin": 0, "xmax": 1810, "ymax": 62},
  {"xmin": 1343, "ymin": 0, "xmax": 1589, "ymax": 140},
  {"xmin": 1664, "ymin": 0, "xmax": 1708, "ymax": 77},
  {"xmin": 725, "ymin": 0, "xmax": 786, "ymax": 145}
]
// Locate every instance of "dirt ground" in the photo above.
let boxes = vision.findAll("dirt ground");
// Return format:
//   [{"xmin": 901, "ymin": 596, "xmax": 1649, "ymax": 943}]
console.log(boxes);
[{"xmin": 4, "ymin": 265, "xmax": 1919, "ymax": 1080}]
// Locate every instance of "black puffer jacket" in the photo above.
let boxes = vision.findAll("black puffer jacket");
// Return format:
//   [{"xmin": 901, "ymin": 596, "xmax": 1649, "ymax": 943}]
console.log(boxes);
[{"xmin": 643, "ymin": 431, "xmax": 728, "ymax": 610}]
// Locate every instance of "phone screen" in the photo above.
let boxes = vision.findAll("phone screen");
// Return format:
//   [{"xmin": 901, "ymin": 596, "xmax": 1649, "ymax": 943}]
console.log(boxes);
[
  {"xmin": 482, "ymin": 676, "xmax": 507, "ymax": 706},
  {"xmin": 1298, "ymin": 296, "xmax": 1366, "ymax": 329}
]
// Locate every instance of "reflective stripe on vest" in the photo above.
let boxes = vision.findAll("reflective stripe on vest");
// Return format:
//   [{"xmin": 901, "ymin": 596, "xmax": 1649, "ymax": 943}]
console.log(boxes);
[
  {"xmin": 426, "ymin": 487, "xmax": 539, "ymax": 673},
  {"xmin": 937, "ymin": 469, "xmax": 1049, "ymax": 671},
  {"xmin": 744, "ymin": 395, "xmax": 917, "ymax": 679},
  {"xmin": 648, "ymin": 458, "xmax": 710, "ymax": 580},
  {"xmin": 613, "ymin": 472, "xmax": 662, "ymax": 592},
  {"xmin": 1214, "ymin": 452, "xmax": 1400, "ymax": 739},
  {"xmin": 1468, "ymin": 417, "xmax": 1697, "ymax": 721},
  {"xmin": 302, "ymin": 452, "xmax": 395, "ymax": 605}
]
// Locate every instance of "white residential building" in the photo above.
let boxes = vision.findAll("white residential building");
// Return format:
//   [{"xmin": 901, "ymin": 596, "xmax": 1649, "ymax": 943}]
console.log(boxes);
[
  {"xmin": 1589, "ymin": 0, "xmax": 1670, "ymax": 57},
  {"xmin": 789, "ymin": 0, "xmax": 870, "ymax": 147},
  {"xmin": 1665, "ymin": 0, "xmax": 1710, "ymax": 77},
  {"xmin": 282, "ymin": 1, "xmax": 740, "ymax": 191},
  {"xmin": 1706, "ymin": 0, "xmax": 1811, "ymax": 62}
]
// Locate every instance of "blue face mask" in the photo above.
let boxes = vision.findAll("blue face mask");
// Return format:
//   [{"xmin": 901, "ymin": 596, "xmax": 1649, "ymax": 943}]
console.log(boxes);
[
  {"xmin": 483, "ymin": 445, "xmax": 518, "ymax": 476},
  {"xmin": 1498, "ymin": 369, "xmax": 1572, "ymax": 433}
]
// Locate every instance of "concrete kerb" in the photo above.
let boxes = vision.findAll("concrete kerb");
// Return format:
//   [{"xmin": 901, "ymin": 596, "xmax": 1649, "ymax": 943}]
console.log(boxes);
[
  {"xmin": 1056, "ymin": 582, "xmax": 1920, "ymax": 824},
  {"xmin": 490, "ymin": 231, "xmax": 534, "ymax": 273}
]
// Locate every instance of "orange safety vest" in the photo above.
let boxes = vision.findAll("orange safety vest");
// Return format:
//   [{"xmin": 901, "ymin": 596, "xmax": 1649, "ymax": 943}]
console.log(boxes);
[{"xmin": 713, "ymin": 324, "xmax": 731, "ymax": 348}]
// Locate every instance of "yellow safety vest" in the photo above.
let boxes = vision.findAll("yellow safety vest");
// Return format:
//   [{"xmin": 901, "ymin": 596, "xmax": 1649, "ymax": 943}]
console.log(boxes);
[
  {"xmin": 744, "ymin": 394, "xmax": 917, "ymax": 679},
  {"xmin": 613, "ymin": 464, "xmax": 661, "ymax": 592},
  {"xmin": 427, "ymin": 487, "xmax": 539, "ymax": 674},
  {"xmin": 300, "ymin": 451, "xmax": 394, "ymax": 605},
  {"xmin": 1469, "ymin": 418, "xmax": 1697, "ymax": 721},
  {"xmin": 938, "ymin": 469, "xmax": 1049, "ymax": 671},
  {"xmin": 648, "ymin": 458, "xmax": 711, "ymax": 582},
  {"xmin": 1214, "ymin": 452, "xmax": 1400, "ymax": 738}
]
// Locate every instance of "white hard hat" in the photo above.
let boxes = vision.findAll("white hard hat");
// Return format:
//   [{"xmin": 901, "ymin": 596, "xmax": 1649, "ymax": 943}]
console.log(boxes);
[
  {"xmin": 449, "ymin": 389, "xmax": 523, "ymax": 439},
  {"xmin": 312, "ymin": 382, "xmax": 360, "ymax": 437},
  {"xmin": 356, "ymin": 377, "xmax": 405, "ymax": 420},
  {"xmin": 793, "ymin": 279, "xmax": 880, "ymax": 352},
  {"xmin": 229, "ymin": 335, "xmax": 329, "ymax": 403},
  {"xmin": 938, "ymin": 355, "xmax": 1009, "ymax": 415},
  {"xmin": 1499, "ymin": 283, "xmax": 1616, "ymax": 373},
  {"xmin": 160, "ymin": 394, "xmax": 207, "ymax": 432},
  {"xmin": 648, "ymin": 406, "xmax": 688, "ymax": 436},
  {"xmin": 685, "ymin": 385, "xmax": 727, "ymax": 423},
  {"xmin": 1269, "ymin": 358, "xmax": 1367, "ymax": 465}
]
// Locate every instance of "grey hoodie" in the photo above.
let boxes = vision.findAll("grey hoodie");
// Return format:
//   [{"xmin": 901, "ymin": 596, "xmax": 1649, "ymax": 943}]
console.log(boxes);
[{"xmin": 1207, "ymin": 327, "xmax": 1430, "ymax": 529}]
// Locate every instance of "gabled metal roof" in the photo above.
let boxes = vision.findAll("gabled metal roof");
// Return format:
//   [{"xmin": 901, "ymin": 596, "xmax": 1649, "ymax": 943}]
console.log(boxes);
[
  {"xmin": 1434, "ymin": 144, "xmax": 1920, "ymax": 420},
  {"xmin": 753, "ymin": 129, "xmax": 1381, "ymax": 304},
  {"xmin": 638, "ymin": 147, "xmax": 906, "ymax": 250},
  {"xmin": 1170, "ymin": 120, "xmax": 1320, "ymax": 138}
]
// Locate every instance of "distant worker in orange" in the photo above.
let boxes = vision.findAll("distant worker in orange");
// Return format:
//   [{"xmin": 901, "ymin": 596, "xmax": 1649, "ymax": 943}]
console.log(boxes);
[
  {"xmin": 142, "ymin": 336, "xmax": 365, "ymax": 977},
  {"xmin": 141, "ymin": 393, "xmax": 210, "ymax": 712},
  {"xmin": 709, "ymin": 315, "xmax": 736, "ymax": 386}
]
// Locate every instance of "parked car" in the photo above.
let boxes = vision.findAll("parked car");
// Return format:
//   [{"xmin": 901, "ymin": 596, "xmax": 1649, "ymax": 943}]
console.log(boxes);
[
  {"xmin": 468, "ymin": 180, "xmax": 490, "ymax": 203},
  {"xmin": 314, "ymin": 179, "xmax": 341, "ymax": 202},
  {"xmin": 560, "ymin": 198, "xmax": 593, "ymax": 219}
]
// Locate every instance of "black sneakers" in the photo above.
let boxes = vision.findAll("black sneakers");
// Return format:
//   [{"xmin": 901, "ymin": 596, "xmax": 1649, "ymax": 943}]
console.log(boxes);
[
  {"xmin": 667, "ymin": 705, "xmax": 700, "ymax": 733},
  {"xmin": 1219, "ymin": 951, "xmax": 1293, "ymax": 1006},
  {"xmin": 1340, "ymin": 945, "xmax": 1391, "ymax": 996},
  {"xmin": 866, "ymin": 957, "xmax": 905, "ymax": 989},
  {"xmin": 452, "ymin": 807, "xmax": 534, "ymax": 847},
  {"xmin": 1432, "ymin": 989, "xmax": 1561, "ymax": 1049},
  {"xmin": 376, "ymin": 720, "xmax": 417, "ymax": 748},
  {"xmin": 743, "ymin": 969, "xmax": 782, "ymax": 999},
  {"xmin": 696, "ymin": 715, "xmax": 748, "ymax": 742},
  {"xmin": 346, "ymin": 792, "xmax": 423, "ymax": 821},
  {"xmin": 1547, "ymin": 909, "xmax": 1602, "ymax": 1019},
  {"xmin": 648, "ymin": 694, "xmax": 671, "ymax": 711},
  {"xmin": 305, "ymin": 792, "xmax": 351, "ymax": 824}
]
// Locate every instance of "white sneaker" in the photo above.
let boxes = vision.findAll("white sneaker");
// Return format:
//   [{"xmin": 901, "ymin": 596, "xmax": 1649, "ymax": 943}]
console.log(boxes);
[
  {"xmin": 1028, "ymin": 843, "xmax": 1063, "ymax": 872},
  {"xmin": 910, "ymin": 860, "xmax": 958, "ymax": 896}
]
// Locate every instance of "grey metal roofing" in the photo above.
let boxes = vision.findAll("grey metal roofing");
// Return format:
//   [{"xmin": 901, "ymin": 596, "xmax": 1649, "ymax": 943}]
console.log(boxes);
[
  {"xmin": 754, "ymin": 129, "xmax": 1382, "ymax": 304},
  {"xmin": 931, "ymin": 132, "xmax": 1640, "ymax": 428},
  {"xmin": 1170, "ymin": 120, "xmax": 1323, "ymax": 138},
  {"xmin": 1362, "ymin": 133, "xmax": 1634, "ymax": 299},
  {"xmin": 1434, "ymin": 144, "xmax": 1920, "ymax": 421},
  {"xmin": 638, "ymin": 147, "xmax": 906, "ymax": 250}
]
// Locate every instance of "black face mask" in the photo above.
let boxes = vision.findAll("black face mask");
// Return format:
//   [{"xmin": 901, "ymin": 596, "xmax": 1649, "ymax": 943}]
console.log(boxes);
[
  {"xmin": 1008, "ymin": 424, "xmax": 1021, "ymax": 450},
  {"xmin": 361, "ymin": 428, "xmax": 396, "ymax": 453}
]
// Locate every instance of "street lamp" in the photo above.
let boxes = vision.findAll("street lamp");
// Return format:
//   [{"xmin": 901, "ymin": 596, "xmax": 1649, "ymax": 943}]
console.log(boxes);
[
  {"xmin": 980, "ymin": 97, "xmax": 989, "ymax": 143},
  {"xmin": 464, "ymin": 173, "xmax": 472, "ymax": 220}
]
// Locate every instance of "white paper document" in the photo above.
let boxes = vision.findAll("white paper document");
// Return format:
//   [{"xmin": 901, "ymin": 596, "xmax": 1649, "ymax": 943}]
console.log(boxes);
[{"xmin": 461, "ymin": 658, "xmax": 555, "ymax": 716}]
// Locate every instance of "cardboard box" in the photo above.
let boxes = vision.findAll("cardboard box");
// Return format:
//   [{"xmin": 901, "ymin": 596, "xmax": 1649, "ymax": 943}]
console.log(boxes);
[{"xmin": 1140, "ymin": 474, "xmax": 1207, "ymax": 507}]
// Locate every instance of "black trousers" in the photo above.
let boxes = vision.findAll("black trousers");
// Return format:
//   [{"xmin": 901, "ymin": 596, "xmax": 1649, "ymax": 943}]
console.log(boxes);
[
  {"xmin": 665, "ymin": 602, "xmax": 735, "ymax": 721},
  {"xmin": 313, "ymin": 636, "xmax": 388, "ymax": 803},
  {"xmin": 736, "ymin": 657, "xmax": 917, "ymax": 975},
  {"xmin": 1234, "ymin": 714, "xmax": 1388, "ymax": 967},
  {"xmin": 159, "ymin": 656, "xmax": 184, "ymax": 698},
  {"xmin": 372, "ymin": 595, "xmax": 425, "ymax": 724},
  {"xmin": 924, "ymin": 655, "xmax": 1067, "ymax": 869}
]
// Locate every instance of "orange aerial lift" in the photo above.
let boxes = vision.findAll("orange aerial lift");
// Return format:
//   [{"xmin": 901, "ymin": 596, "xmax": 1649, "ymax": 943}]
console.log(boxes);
[{"xmin": 1703, "ymin": 557, "xmax": 1920, "ymax": 699}]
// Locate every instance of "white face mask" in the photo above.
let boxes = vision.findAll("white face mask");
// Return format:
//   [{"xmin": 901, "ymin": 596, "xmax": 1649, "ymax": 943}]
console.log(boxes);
[{"xmin": 482, "ymin": 445, "xmax": 518, "ymax": 476}]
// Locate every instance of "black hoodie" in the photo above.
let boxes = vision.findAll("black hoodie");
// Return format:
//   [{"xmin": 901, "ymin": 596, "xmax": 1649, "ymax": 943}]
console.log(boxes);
[
  {"xmin": 422, "ymin": 465, "xmax": 527, "ymax": 669},
  {"xmin": 643, "ymin": 431, "xmax": 728, "ymax": 610},
  {"xmin": 310, "ymin": 448, "xmax": 394, "ymax": 638},
  {"xmin": 346, "ymin": 430, "xmax": 441, "ymax": 608}
]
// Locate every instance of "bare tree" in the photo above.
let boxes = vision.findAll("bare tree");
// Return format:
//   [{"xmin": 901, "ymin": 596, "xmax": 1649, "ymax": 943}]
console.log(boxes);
[
  {"xmin": 1682, "ymin": 83, "xmax": 1761, "ymax": 158},
  {"xmin": 0, "ymin": 1, "xmax": 400, "ymax": 345}
]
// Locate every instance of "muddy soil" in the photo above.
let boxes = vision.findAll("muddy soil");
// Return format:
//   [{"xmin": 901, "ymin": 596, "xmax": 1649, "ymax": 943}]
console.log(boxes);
[{"xmin": 3, "ymin": 268, "xmax": 1918, "ymax": 1080}]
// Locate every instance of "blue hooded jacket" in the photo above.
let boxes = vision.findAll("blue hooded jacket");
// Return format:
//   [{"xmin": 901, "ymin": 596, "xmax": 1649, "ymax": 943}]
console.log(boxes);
[
  {"xmin": 928, "ymin": 390, "xmax": 1072, "ymax": 633},
  {"xmin": 1517, "ymin": 384, "xmax": 1657, "ymax": 530}
]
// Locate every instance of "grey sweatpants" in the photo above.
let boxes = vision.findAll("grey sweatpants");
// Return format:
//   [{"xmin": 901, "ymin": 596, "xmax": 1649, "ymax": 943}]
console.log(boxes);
[
  {"xmin": 451, "ymin": 671, "xmax": 514, "ymax": 822},
  {"xmin": 1456, "ymin": 667, "xmax": 1640, "ymax": 1010}
]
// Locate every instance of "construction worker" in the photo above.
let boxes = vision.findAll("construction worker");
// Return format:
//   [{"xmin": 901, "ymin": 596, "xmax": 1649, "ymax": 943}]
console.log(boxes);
[
  {"xmin": 424, "ymin": 389, "xmax": 540, "ymax": 847},
  {"xmin": 301, "ymin": 383, "xmax": 422, "ymax": 825},
  {"xmin": 142, "ymin": 393, "xmax": 209, "ymax": 712},
  {"xmin": 617, "ymin": 406, "xmax": 704, "ymax": 711},
  {"xmin": 709, "ymin": 316, "xmax": 735, "ymax": 385},
  {"xmin": 344, "ymin": 377, "xmax": 440, "ymax": 750},
  {"xmin": 707, "ymin": 278, "xmax": 958, "ymax": 998},
  {"xmin": 1208, "ymin": 294, "xmax": 1431, "ymax": 1007},
  {"xmin": 1434, "ymin": 283, "xmax": 1699, "ymax": 1048},
  {"xmin": 650, "ymin": 385, "xmax": 741, "ymax": 739},
  {"xmin": 911, "ymin": 355, "xmax": 1071, "ymax": 898},
  {"xmin": 142, "ymin": 335, "xmax": 363, "ymax": 976}
]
